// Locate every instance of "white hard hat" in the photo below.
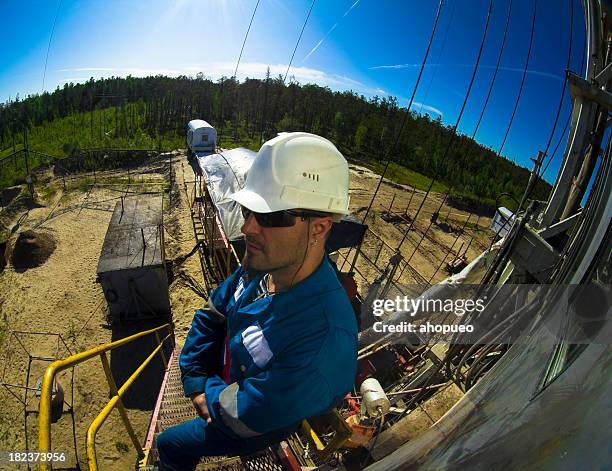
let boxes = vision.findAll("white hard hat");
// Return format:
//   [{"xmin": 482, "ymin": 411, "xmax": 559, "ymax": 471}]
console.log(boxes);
[{"xmin": 229, "ymin": 132, "xmax": 350, "ymax": 215}]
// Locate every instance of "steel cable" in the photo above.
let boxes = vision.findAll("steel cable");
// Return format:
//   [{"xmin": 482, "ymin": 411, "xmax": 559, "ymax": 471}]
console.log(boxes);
[
  {"xmin": 401, "ymin": 0, "xmax": 541, "ymax": 284},
  {"xmin": 340, "ymin": 0, "xmax": 445, "ymax": 271},
  {"xmin": 42, "ymin": 0, "xmax": 63, "ymax": 92},
  {"xmin": 416, "ymin": 0, "xmax": 458, "ymax": 116},
  {"xmin": 233, "ymin": 0, "xmax": 261, "ymax": 80},
  {"xmin": 540, "ymin": 4, "xmax": 586, "ymax": 180},
  {"xmin": 475, "ymin": 1, "xmax": 583, "ymax": 287},
  {"xmin": 260, "ymin": 0, "xmax": 317, "ymax": 145},
  {"xmin": 393, "ymin": 0, "xmax": 496, "ymax": 264},
  {"xmin": 284, "ymin": 0, "xmax": 317, "ymax": 83},
  {"xmin": 496, "ymin": 0, "xmax": 538, "ymax": 159}
]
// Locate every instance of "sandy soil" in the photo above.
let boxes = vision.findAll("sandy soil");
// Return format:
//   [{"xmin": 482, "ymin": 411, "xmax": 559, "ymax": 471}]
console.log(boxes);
[
  {"xmin": 342, "ymin": 163, "xmax": 493, "ymax": 290},
  {"xmin": 0, "ymin": 154, "xmax": 204, "ymax": 470},
  {"xmin": 0, "ymin": 152, "xmax": 494, "ymax": 470}
]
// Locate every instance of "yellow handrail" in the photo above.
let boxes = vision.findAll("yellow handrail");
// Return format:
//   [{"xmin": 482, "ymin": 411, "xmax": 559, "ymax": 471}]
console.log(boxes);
[{"xmin": 38, "ymin": 323, "xmax": 172, "ymax": 471}]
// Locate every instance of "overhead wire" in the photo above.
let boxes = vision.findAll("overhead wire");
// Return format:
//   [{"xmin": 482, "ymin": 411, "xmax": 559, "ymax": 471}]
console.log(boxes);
[
  {"xmin": 259, "ymin": 0, "xmax": 318, "ymax": 145},
  {"xmin": 392, "ymin": 0, "xmax": 496, "ymax": 267},
  {"xmin": 42, "ymin": 0, "xmax": 63, "ymax": 92},
  {"xmin": 372, "ymin": 2, "xmax": 592, "ymax": 424},
  {"xmin": 417, "ymin": 0, "xmax": 457, "ymax": 116},
  {"xmin": 470, "ymin": 0, "xmax": 514, "ymax": 140},
  {"xmin": 540, "ymin": 2, "xmax": 587, "ymax": 180},
  {"xmin": 513, "ymin": 0, "xmax": 576, "ymax": 213},
  {"xmin": 420, "ymin": 0, "xmax": 515, "ymax": 280},
  {"xmin": 399, "ymin": 0, "xmax": 543, "ymax": 287},
  {"xmin": 226, "ymin": 0, "xmax": 262, "ymax": 141},
  {"xmin": 391, "ymin": 0, "xmax": 514, "ymax": 283},
  {"xmin": 284, "ymin": 0, "xmax": 317, "ymax": 83},
  {"xmin": 233, "ymin": 0, "xmax": 261, "ymax": 80},
  {"xmin": 259, "ymin": 0, "xmax": 316, "ymax": 145},
  {"xmin": 460, "ymin": 0, "xmax": 578, "ymax": 263},
  {"xmin": 540, "ymin": 0, "xmax": 574, "ymax": 162},
  {"xmin": 474, "ymin": 0, "xmax": 582, "ymax": 287},
  {"xmin": 339, "ymin": 0, "xmax": 445, "ymax": 272},
  {"xmin": 388, "ymin": 4, "xmax": 505, "ymax": 293},
  {"xmin": 496, "ymin": 0, "xmax": 538, "ymax": 160}
]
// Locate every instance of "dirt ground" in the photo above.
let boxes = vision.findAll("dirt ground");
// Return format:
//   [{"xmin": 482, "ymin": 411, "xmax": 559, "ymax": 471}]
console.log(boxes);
[
  {"xmin": 0, "ymin": 154, "xmax": 204, "ymax": 470},
  {"xmin": 343, "ymin": 163, "xmax": 493, "ymax": 290},
  {"xmin": 0, "ymin": 152, "xmax": 494, "ymax": 470}
]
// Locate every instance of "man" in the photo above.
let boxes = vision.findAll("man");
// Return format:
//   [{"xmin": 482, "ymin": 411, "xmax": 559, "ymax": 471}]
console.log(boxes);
[{"xmin": 157, "ymin": 132, "xmax": 358, "ymax": 470}]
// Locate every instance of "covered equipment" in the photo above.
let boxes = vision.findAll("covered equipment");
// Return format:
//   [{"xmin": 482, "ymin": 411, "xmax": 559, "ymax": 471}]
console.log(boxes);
[
  {"xmin": 196, "ymin": 148, "xmax": 257, "ymax": 241},
  {"xmin": 187, "ymin": 120, "xmax": 216, "ymax": 154}
]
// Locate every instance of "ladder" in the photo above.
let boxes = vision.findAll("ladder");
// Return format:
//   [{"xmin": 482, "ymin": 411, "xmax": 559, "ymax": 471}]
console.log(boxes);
[{"xmin": 140, "ymin": 347, "xmax": 285, "ymax": 471}]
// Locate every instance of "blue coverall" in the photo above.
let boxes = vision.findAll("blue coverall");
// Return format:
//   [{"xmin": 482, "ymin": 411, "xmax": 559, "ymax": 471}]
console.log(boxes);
[{"xmin": 157, "ymin": 256, "xmax": 358, "ymax": 470}]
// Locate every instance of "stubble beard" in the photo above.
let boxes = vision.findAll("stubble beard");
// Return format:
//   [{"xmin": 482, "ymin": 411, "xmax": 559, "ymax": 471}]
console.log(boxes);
[
  {"xmin": 242, "ymin": 234, "xmax": 308, "ymax": 277},
  {"xmin": 242, "ymin": 248, "xmax": 296, "ymax": 274}
]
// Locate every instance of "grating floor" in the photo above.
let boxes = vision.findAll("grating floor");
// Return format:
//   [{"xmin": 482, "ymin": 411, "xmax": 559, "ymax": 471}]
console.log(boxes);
[{"xmin": 146, "ymin": 347, "xmax": 285, "ymax": 471}]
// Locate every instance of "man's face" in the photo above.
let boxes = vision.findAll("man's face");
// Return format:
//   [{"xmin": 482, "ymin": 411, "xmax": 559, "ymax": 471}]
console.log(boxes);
[{"xmin": 240, "ymin": 210, "xmax": 310, "ymax": 273}]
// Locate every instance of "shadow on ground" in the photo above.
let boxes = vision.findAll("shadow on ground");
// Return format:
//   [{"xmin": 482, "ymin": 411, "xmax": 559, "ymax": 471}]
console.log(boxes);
[{"xmin": 110, "ymin": 319, "xmax": 175, "ymax": 410}]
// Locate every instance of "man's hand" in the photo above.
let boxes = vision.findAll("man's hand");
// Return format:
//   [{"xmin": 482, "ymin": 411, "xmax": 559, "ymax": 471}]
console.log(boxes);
[{"xmin": 190, "ymin": 392, "xmax": 212, "ymax": 423}]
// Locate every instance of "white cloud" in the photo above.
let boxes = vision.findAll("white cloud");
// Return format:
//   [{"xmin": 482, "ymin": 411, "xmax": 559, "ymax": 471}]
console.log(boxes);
[
  {"xmin": 55, "ymin": 63, "xmax": 372, "ymax": 94},
  {"xmin": 413, "ymin": 101, "xmax": 443, "ymax": 117},
  {"xmin": 53, "ymin": 63, "xmax": 420, "ymax": 113},
  {"xmin": 368, "ymin": 62, "xmax": 564, "ymax": 82},
  {"xmin": 57, "ymin": 67, "xmax": 118, "ymax": 72},
  {"xmin": 302, "ymin": 0, "xmax": 361, "ymax": 63},
  {"xmin": 59, "ymin": 77, "xmax": 90, "ymax": 83},
  {"xmin": 494, "ymin": 65, "xmax": 563, "ymax": 82},
  {"xmin": 369, "ymin": 63, "xmax": 423, "ymax": 70},
  {"xmin": 303, "ymin": 24, "xmax": 338, "ymax": 63},
  {"xmin": 208, "ymin": 62, "xmax": 367, "ymax": 89}
]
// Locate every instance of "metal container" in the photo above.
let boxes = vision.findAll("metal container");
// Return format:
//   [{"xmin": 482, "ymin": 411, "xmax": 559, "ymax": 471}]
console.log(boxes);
[
  {"xmin": 97, "ymin": 196, "xmax": 170, "ymax": 322},
  {"xmin": 360, "ymin": 377, "xmax": 390, "ymax": 417}
]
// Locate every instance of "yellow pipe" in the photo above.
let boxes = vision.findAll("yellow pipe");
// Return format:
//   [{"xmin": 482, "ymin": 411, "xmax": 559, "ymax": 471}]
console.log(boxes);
[
  {"xmin": 38, "ymin": 364, "xmax": 59, "ymax": 471},
  {"xmin": 38, "ymin": 323, "xmax": 170, "ymax": 471},
  {"xmin": 86, "ymin": 334, "xmax": 171, "ymax": 471},
  {"xmin": 301, "ymin": 420, "xmax": 325, "ymax": 451},
  {"xmin": 154, "ymin": 331, "xmax": 167, "ymax": 368},
  {"xmin": 99, "ymin": 352, "xmax": 143, "ymax": 459}
]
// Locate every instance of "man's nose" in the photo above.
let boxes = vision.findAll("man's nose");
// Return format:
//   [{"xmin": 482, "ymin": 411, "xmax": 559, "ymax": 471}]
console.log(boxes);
[{"xmin": 241, "ymin": 212, "xmax": 261, "ymax": 235}]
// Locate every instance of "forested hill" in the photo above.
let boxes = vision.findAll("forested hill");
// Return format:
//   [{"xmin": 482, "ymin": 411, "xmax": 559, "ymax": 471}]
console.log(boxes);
[{"xmin": 0, "ymin": 74, "xmax": 551, "ymax": 209}]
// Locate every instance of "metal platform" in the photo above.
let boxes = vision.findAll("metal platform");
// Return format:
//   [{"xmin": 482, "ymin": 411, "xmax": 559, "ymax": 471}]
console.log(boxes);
[{"xmin": 143, "ymin": 347, "xmax": 285, "ymax": 471}]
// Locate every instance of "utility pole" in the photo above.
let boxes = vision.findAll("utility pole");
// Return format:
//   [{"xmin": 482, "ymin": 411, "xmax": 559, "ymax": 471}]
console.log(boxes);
[
  {"xmin": 260, "ymin": 67, "xmax": 271, "ymax": 147},
  {"xmin": 219, "ymin": 77, "xmax": 225, "ymax": 141},
  {"xmin": 24, "ymin": 128, "xmax": 33, "ymax": 197}
]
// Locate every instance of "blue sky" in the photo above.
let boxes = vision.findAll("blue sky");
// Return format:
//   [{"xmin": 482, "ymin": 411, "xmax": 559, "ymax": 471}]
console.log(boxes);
[{"xmin": 0, "ymin": 0, "xmax": 585, "ymax": 182}]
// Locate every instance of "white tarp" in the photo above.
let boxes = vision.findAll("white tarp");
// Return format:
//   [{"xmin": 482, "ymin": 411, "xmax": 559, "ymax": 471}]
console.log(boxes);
[{"xmin": 196, "ymin": 148, "xmax": 256, "ymax": 240}]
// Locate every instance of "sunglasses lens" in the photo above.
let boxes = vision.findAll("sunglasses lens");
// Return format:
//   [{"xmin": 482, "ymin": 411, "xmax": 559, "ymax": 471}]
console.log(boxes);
[
  {"xmin": 259, "ymin": 211, "xmax": 295, "ymax": 227},
  {"xmin": 240, "ymin": 206, "xmax": 296, "ymax": 227}
]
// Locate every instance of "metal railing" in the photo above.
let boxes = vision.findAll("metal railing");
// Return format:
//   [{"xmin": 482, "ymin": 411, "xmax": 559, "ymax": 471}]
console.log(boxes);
[
  {"xmin": 193, "ymin": 173, "xmax": 241, "ymax": 283},
  {"xmin": 38, "ymin": 323, "xmax": 173, "ymax": 471}
]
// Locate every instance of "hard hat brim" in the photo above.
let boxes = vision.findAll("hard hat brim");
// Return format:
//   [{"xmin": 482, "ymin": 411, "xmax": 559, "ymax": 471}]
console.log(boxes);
[{"xmin": 228, "ymin": 188, "xmax": 286, "ymax": 213}]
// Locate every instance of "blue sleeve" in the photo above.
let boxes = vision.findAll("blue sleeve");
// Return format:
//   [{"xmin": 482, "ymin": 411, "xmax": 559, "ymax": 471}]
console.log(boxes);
[
  {"xmin": 179, "ymin": 268, "xmax": 243, "ymax": 397},
  {"xmin": 203, "ymin": 351, "xmax": 333, "ymax": 438}
]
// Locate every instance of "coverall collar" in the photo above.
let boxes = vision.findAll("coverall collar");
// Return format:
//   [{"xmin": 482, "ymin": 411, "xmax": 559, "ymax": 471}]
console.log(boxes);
[{"xmin": 236, "ymin": 255, "xmax": 335, "ymax": 316}]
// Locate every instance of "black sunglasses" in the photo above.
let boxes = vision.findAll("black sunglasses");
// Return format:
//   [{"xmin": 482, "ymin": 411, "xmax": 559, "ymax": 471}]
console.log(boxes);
[{"xmin": 241, "ymin": 206, "xmax": 329, "ymax": 228}]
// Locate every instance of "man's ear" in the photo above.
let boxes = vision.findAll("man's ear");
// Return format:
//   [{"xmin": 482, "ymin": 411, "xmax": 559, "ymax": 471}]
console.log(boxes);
[{"xmin": 311, "ymin": 216, "xmax": 333, "ymax": 242}]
